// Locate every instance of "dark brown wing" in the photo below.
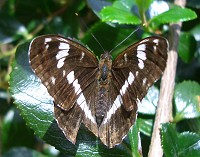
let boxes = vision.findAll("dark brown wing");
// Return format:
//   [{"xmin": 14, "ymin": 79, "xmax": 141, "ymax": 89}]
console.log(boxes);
[
  {"xmin": 99, "ymin": 36, "xmax": 168, "ymax": 148},
  {"xmin": 29, "ymin": 35, "xmax": 99, "ymax": 143}
]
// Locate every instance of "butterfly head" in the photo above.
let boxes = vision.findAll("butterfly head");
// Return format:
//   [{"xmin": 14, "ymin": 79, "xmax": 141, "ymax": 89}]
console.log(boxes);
[
  {"xmin": 100, "ymin": 51, "xmax": 112, "ymax": 61},
  {"xmin": 98, "ymin": 51, "xmax": 113, "ymax": 82}
]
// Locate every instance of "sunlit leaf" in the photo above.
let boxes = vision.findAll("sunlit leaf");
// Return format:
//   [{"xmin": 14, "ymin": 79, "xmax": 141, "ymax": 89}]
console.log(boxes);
[{"xmin": 174, "ymin": 81, "xmax": 200, "ymax": 122}]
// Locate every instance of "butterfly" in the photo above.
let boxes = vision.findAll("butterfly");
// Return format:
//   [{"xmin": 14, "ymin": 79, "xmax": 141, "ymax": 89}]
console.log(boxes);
[{"xmin": 29, "ymin": 34, "xmax": 168, "ymax": 148}]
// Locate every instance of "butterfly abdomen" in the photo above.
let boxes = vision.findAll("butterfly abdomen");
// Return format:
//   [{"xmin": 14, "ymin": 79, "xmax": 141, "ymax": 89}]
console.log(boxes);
[{"xmin": 95, "ymin": 52, "xmax": 113, "ymax": 127}]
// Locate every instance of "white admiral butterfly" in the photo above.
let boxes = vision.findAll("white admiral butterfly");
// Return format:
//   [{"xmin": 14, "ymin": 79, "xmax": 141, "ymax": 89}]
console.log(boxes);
[{"xmin": 29, "ymin": 35, "xmax": 168, "ymax": 148}]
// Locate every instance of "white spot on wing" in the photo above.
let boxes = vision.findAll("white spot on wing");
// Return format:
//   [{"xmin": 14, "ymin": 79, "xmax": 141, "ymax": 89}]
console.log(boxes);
[
  {"xmin": 137, "ymin": 98, "xmax": 141, "ymax": 104},
  {"xmin": 136, "ymin": 71, "xmax": 138, "ymax": 76},
  {"xmin": 66, "ymin": 71, "xmax": 75, "ymax": 84},
  {"xmin": 124, "ymin": 53, "xmax": 127, "ymax": 62},
  {"xmin": 153, "ymin": 46, "xmax": 157, "ymax": 52},
  {"xmin": 57, "ymin": 58, "xmax": 65, "ymax": 68},
  {"xmin": 153, "ymin": 39, "xmax": 159, "ymax": 44},
  {"xmin": 73, "ymin": 79, "xmax": 81, "ymax": 94},
  {"xmin": 137, "ymin": 51, "xmax": 147, "ymax": 60},
  {"xmin": 137, "ymin": 44, "xmax": 146, "ymax": 51},
  {"xmin": 143, "ymin": 78, "xmax": 147, "ymax": 85},
  {"xmin": 50, "ymin": 76, "xmax": 56, "ymax": 85},
  {"xmin": 120, "ymin": 72, "xmax": 135, "ymax": 95},
  {"xmin": 120, "ymin": 80, "xmax": 128, "ymax": 95},
  {"xmin": 44, "ymin": 81, "xmax": 48, "ymax": 86},
  {"xmin": 103, "ymin": 95, "xmax": 122, "ymax": 124},
  {"xmin": 80, "ymin": 52, "xmax": 85, "ymax": 61},
  {"xmin": 138, "ymin": 59, "xmax": 144, "ymax": 69},
  {"xmin": 128, "ymin": 72, "xmax": 135, "ymax": 85},
  {"xmin": 77, "ymin": 93, "xmax": 95, "ymax": 123},
  {"xmin": 62, "ymin": 70, "xmax": 66, "ymax": 77},
  {"xmin": 45, "ymin": 44, "xmax": 49, "ymax": 49},
  {"xmin": 58, "ymin": 42, "xmax": 69, "ymax": 50},
  {"xmin": 63, "ymin": 64, "xmax": 95, "ymax": 123},
  {"xmin": 55, "ymin": 43, "xmax": 70, "ymax": 68},
  {"xmin": 56, "ymin": 50, "xmax": 69, "ymax": 60},
  {"xmin": 45, "ymin": 38, "xmax": 52, "ymax": 43},
  {"xmin": 57, "ymin": 37, "xmax": 68, "ymax": 42}
]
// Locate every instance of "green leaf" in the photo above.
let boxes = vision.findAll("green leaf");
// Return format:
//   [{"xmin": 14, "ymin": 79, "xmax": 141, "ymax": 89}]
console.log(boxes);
[
  {"xmin": 191, "ymin": 23, "xmax": 200, "ymax": 41},
  {"xmin": 149, "ymin": 6, "xmax": 197, "ymax": 25},
  {"xmin": 174, "ymin": 81, "xmax": 200, "ymax": 122},
  {"xmin": 162, "ymin": 123, "xmax": 200, "ymax": 157},
  {"xmin": 0, "ymin": 14, "xmax": 27, "ymax": 44},
  {"xmin": 190, "ymin": 23, "xmax": 200, "ymax": 57},
  {"xmin": 99, "ymin": 0, "xmax": 141, "ymax": 24},
  {"xmin": 178, "ymin": 32, "xmax": 196, "ymax": 63},
  {"xmin": 82, "ymin": 22, "xmax": 139, "ymax": 58},
  {"xmin": 135, "ymin": 0, "xmax": 153, "ymax": 12},
  {"xmin": 10, "ymin": 40, "xmax": 134, "ymax": 156},
  {"xmin": 128, "ymin": 121, "xmax": 142, "ymax": 157},
  {"xmin": 2, "ymin": 108, "xmax": 35, "ymax": 153},
  {"xmin": 87, "ymin": 0, "xmax": 112, "ymax": 15},
  {"xmin": 138, "ymin": 86, "xmax": 159, "ymax": 115},
  {"xmin": 3, "ymin": 147, "xmax": 48, "ymax": 157},
  {"xmin": 137, "ymin": 118, "xmax": 153, "ymax": 137}
]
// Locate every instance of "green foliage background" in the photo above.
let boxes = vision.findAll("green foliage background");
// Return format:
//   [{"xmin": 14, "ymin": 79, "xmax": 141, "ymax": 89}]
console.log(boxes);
[{"xmin": 0, "ymin": 0, "xmax": 200, "ymax": 156}]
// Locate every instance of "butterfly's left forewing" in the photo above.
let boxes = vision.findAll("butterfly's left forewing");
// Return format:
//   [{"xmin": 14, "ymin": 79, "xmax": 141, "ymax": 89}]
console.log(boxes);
[
  {"xmin": 112, "ymin": 36, "xmax": 168, "ymax": 108},
  {"xmin": 29, "ymin": 35, "xmax": 99, "ymax": 143},
  {"xmin": 99, "ymin": 36, "xmax": 168, "ymax": 147}
]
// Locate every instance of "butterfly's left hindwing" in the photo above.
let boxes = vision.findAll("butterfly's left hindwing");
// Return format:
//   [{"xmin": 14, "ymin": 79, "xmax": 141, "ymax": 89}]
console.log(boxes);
[{"xmin": 29, "ymin": 35, "xmax": 99, "ymax": 143}]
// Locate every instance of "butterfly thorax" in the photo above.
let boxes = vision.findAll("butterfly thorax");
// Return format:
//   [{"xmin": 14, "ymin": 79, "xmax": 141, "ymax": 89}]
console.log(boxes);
[{"xmin": 96, "ymin": 52, "xmax": 112, "ymax": 127}]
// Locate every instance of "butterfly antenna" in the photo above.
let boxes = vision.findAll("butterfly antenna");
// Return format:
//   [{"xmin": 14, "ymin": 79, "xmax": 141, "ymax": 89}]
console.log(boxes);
[
  {"xmin": 109, "ymin": 25, "xmax": 142, "ymax": 53},
  {"xmin": 75, "ymin": 13, "xmax": 106, "ymax": 53},
  {"xmin": 90, "ymin": 32, "xmax": 106, "ymax": 52}
]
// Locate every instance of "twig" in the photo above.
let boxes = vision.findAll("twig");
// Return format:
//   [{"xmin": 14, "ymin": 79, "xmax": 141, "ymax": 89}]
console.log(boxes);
[
  {"xmin": 30, "ymin": 4, "xmax": 68, "ymax": 39},
  {"xmin": 148, "ymin": 0, "xmax": 186, "ymax": 156},
  {"xmin": 0, "ymin": 4, "xmax": 68, "ymax": 60}
]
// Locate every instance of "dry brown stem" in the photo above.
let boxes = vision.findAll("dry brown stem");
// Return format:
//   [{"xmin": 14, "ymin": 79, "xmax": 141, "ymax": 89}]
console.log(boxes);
[{"xmin": 148, "ymin": 0, "xmax": 186, "ymax": 156}]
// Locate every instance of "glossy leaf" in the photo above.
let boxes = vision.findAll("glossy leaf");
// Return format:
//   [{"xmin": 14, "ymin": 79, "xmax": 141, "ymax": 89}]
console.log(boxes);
[
  {"xmin": 87, "ymin": 0, "xmax": 111, "ymax": 15},
  {"xmin": 2, "ymin": 109, "xmax": 35, "ymax": 153},
  {"xmin": 178, "ymin": 32, "xmax": 196, "ymax": 63},
  {"xmin": 162, "ymin": 123, "xmax": 200, "ymax": 157},
  {"xmin": 149, "ymin": 6, "xmax": 197, "ymax": 25},
  {"xmin": 136, "ymin": 0, "xmax": 154, "ymax": 12},
  {"xmin": 3, "ymin": 147, "xmax": 48, "ymax": 157},
  {"xmin": 138, "ymin": 86, "xmax": 159, "ymax": 115},
  {"xmin": 147, "ymin": 1, "xmax": 169, "ymax": 20},
  {"xmin": 137, "ymin": 118, "xmax": 153, "ymax": 137},
  {"xmin": 128, "ymin": 121, "xmax": 142, "ymax": 157},
  {"xmin": 190, "ymin": 23, "xmax": 200, "ymax": 56},
  {"xmin": 174, "ymin": 81, "xmax": 200, "ymax": 122},
  {"xmin": 99, "ymin": 0, "xmax": 141, "ymax": 24}
]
